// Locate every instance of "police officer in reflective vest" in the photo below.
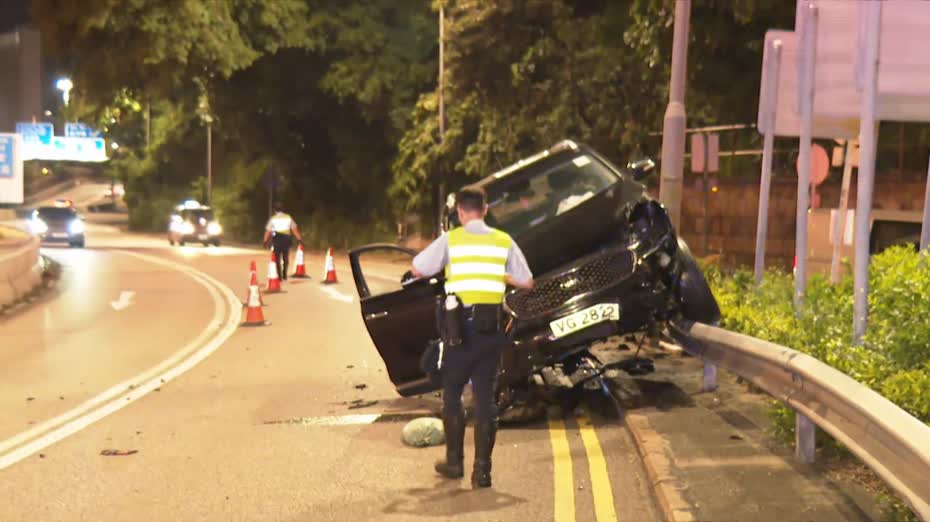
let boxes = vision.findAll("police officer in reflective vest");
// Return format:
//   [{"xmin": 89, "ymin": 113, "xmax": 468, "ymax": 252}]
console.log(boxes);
[
  {"xmin": 263, "ymin": 202, "xmax": 303, "ymax": 281},
  {"xmin": 412, "ymin": 187, "xmax": 534, "ymax": 488}
]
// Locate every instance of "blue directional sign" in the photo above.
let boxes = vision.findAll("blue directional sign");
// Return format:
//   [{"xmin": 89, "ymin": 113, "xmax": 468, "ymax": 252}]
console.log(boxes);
[
  {"xmin": 65, "ymin": 122, "xmax": 102, "ymax": 138},
  {"xmin": 15, "ymin": 122, "xmax": 54, "ymax": 145},
  {"xmin": 0, "ymin": 135, "xmax": 14, "ymax": 178}
]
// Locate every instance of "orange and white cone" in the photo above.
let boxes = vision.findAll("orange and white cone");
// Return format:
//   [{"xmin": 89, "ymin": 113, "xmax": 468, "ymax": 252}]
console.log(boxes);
[
  {"xmin": 292, "ymin": 244, "xmax": 310, "ymax": 278},
  {"xmin": 245, "ymin": 260, "xmax": 265, "ymax": 306},
  {"xmin": 267, "ymin": 252, "xmax": 282, "ymax": 293},
  {"xmin": 241, "ymin": 284, "xmax": 268, "ymax": 326},
  {"xmin": 322, "ymin": 247, "xmax": 338, "ymax": 284}
]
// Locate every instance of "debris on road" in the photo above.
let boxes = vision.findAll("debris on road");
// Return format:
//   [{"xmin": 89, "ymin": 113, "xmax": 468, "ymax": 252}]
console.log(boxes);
[
  {"xmin": 354, "ymin": 383, "xmax": 367, "ymax": 390},
  {"xmin": 346, "ymin": 365, "xmax": 354, "ymax": 369},
  {"xmin": 26, "ymin": 397, "xmax": 34, "ymax": 401},
  {"xmin": 347, "ymin": 399, "xmax": 379, "ymax": 410},
  {"xmin": 401, "ymin": 417, "xmax": 444, "ymax": 447},
  {"xmin": 100, "ymin": 449, "xmax": 138, "ymax": 456},
  {"xmin": 38, "ymin": 454, "xmax": 45, "ymax": 459}
]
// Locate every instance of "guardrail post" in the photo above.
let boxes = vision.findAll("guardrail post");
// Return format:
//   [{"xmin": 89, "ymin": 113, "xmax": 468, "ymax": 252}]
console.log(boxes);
[
  {"xmin": 795, "ymin": 412, "xmax": 816, "ymax": 463},
  {"xmin": 702, "ymin": 362, "xmax": 717, "ymax": 392}
]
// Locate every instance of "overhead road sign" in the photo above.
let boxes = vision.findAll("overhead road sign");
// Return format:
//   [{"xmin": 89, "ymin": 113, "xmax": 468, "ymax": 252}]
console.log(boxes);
[
  {"xmin": 65, "ymin": 123, "xmax": 102, "ymax": 138},
  {"xmin": 15, "ymin": 122, "xmax": 54, "ymax": 145},
  {"xmin": 20, "ymin": 136, "xmax": 108, "ymax": 163}
]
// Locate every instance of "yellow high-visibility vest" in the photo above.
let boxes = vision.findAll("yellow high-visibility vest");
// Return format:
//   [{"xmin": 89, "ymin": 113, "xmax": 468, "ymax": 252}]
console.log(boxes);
[{"xmin": 444, "ymin": 227, "xmax": 511, "ymax": 305}]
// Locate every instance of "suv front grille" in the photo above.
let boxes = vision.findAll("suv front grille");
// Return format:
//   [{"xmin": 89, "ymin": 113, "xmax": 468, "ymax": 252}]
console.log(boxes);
[{"xmin": 505, "ymin": 249, "xmax": 635, "ymax": 319}]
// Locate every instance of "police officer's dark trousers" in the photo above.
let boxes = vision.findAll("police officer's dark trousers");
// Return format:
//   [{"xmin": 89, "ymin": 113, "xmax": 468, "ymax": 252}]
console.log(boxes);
[
  {"xmin": 271, "ymin": 234, "xmax": 293, "ymax": 280},
  {"xmin": 437, "ymin": 315, "xmax": 505, "ymax": 488}
]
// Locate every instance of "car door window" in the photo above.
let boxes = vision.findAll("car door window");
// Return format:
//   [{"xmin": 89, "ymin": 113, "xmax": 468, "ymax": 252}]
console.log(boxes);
[{"xmin": 355, "ymin": 249, "xmax": 415, "ymax": 297}]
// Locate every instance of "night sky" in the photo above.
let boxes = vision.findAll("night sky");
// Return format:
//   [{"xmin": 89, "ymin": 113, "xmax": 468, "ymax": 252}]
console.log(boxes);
[{"xmin": 0, "ymin": 0, "xmax": 30, "ymax": 33}]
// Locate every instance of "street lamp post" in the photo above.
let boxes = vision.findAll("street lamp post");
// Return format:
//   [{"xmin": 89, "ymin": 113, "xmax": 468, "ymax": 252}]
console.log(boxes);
[
  {"xmin": 658, "ymin": 0, "xmax": 691, "ymax": 231},
  {"xmin": 437, "ymin": 4, "xmax": 446, "ymax": 235}
]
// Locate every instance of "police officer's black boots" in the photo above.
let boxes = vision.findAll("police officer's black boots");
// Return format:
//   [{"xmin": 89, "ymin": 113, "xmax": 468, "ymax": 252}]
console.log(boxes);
[
  {"xmin": 471, "ymin": 419, "xmax": 497, "ymax": 488},
  {"xmin": 435, "ymin": 410, "xmax": 465, "ymax": 479}
]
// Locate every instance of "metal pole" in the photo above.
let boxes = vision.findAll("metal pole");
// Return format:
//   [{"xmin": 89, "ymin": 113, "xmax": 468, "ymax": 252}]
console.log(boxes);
[
  {"xmin": 830, "ymin": 142, "xmax": 854, "ymax": 284},
  {"xmin": 754, "ymin": 41, "xmax": 782, "ymax": 285},
  {"xmin": 795, "ymin": 4, "xmax": 818, "ymax": 310},
  {"xmin": 853, "ymin": 1, "xmax": 882, "ymax": 343},
  {"xmin": 921, "ymin": 152, "xmax": 930, "ymax": 252},
  {"xmin": 436, "ymin": 5, "xmax": 446, "ymax": 236},
  {"xmin": 703, "ymin": 135, "xmax": 709, "ymax": 255},
  {"xmin": 145, "ymin": 100, "xmax": 151, "ymax": 149},
  {"xmin": 206, "ymin": 122, "xmax": 213, "ymax": 205},
  {"xmin": 659, "ymin": 0, "xmax": 691, "ymax": 231}
]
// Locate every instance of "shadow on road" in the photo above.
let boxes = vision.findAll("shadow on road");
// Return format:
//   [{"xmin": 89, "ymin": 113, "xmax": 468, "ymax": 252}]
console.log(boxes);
[{"xmin": 381, "ymin": 481, "xmax": 527, "ymax": 518}]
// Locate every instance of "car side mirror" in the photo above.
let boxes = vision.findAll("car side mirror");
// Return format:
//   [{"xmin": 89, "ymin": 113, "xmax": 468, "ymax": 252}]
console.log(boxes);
[{"xmin": 627, "ymin": 158, "xmax": 656, "ymax": 182}]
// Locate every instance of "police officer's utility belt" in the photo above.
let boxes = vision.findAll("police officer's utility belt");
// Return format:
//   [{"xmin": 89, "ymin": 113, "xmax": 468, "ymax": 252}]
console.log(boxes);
[{"xmin": 437, "ymin": 295, "xmax": 502, "ymax": 347}]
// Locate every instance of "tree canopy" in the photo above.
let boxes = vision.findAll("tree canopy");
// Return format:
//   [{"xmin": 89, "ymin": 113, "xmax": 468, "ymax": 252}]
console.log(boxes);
[{"xmin": 31, "ymin": 0, "xmax": 796, "ymax": 240}]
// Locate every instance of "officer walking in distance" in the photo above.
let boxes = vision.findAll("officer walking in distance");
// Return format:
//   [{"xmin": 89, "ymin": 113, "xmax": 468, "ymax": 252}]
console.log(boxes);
[
  {"xmin": 263, "ymin": 202, "xmax": 303, "ymax": 281},
  {"xmin": 411, "ymin": 187, "xmax": 534, "ymax": 488}
]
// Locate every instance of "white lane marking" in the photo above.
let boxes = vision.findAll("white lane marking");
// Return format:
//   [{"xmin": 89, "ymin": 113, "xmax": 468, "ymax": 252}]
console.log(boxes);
[
  {"xmin": 109, "ymin": 290, "xmax": 136, "ymax": 311},
  {"xmin": 269, "ymin": 414, "xmax": 381, "ymax": 426},
  {"xmin": 0, "ymin": 250, "xmax": 241, "ymax": 469},
  {"xmin": 320, "ymin": 285, "xmax": 354, "ymax": 304}
]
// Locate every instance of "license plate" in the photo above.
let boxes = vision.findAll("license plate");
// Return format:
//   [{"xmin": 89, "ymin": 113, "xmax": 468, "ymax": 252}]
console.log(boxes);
[
  {"xmin": 549, "ymin": 303, "xmax": 620, "ymax": 339},
  {"xmin": 51, "ymin": 233, "xmax": 68, "ymax": 238},
  {"xmin": 198, "ymin": 234, "xmax": 208, "ymax": 240}
]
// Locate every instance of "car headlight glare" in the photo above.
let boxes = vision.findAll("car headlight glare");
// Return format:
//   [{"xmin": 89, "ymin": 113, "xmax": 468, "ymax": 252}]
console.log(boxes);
[
  {"xmin": 69, "ymin": 219, "xmax": 85, "ymax": 235},
  {"xmin": 207, "ymin": 222, "xmax": 222, "ymax": 235},
  {"xmin": 31, "ymin": 218, "xmax": 48, "ymax": 235},
  {"xmin": 179, "ymin": 222, "xmax": 195, "ymax": 235}
]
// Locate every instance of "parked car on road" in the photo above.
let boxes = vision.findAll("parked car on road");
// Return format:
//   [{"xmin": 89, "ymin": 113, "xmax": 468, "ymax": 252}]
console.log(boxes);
[
  {"xmin": 30, "ymin": 202, "xmax": 85, "ymax": 248},
  {"xmin": 168, "ymin": 201, "xmax": 222, "ymax": 247},
  {"xmin": 350, "ymin": 140, "xmax": 720, "ymax": 421}
]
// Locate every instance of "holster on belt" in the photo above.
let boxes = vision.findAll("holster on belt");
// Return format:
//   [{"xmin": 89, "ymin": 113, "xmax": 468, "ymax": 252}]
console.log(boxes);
[{"xmin": 436, "ymin": 294, "xmax": 464, "ymax": 346}]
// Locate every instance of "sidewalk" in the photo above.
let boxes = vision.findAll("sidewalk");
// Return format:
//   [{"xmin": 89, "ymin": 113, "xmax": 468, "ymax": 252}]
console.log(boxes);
[{"xmin": 594, "ymin": 340, "xmax": 882, "ymax": 522}]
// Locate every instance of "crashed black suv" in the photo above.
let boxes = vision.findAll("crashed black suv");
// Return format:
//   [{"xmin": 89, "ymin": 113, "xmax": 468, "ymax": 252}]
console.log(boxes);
[{"xmin": 350, "ymin": 140, "xmax": 719, "ymax": 420}]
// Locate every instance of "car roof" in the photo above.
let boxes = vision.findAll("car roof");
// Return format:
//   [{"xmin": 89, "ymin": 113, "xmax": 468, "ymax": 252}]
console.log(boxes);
[{"xmin": 465, "ymin": 140, "xmax": 594, "ymax": 190}]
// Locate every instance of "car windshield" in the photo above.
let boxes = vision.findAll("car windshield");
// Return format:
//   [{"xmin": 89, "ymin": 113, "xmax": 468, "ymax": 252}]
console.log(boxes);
[
  {"xmin": 36, "ymin": 207, "xmax": 76, "ymax": 220},
  {"xmin": 485, "ymin": 153, "xmax": 618, "ymax": 237},
  {"xmin": 181, "ymin": 209, "xmax": 214, "ymax": 222}
]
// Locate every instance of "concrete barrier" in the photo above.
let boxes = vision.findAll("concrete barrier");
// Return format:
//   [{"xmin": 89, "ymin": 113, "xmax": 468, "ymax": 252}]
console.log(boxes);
[{"xmin": 0, "ymin": 226, "xmax": 42, "ymax": 309}]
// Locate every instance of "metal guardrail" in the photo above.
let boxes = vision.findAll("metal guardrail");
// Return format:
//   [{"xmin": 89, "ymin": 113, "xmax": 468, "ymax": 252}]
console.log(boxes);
[{"xmin": 669, "ymin": 320, "xmax": 930, "ymax": 521}]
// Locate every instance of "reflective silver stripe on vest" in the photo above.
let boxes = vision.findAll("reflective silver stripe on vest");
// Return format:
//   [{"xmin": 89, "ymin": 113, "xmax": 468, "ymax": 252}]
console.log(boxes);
[
  {"xmin": 448, "ymin": 245, "xmax": 509, "ymax": 259},
  {"xmin": 271, "ymin": 216, "xmax": 292, "ymax": 233},
  {"xmin": 448, "ymin": 262, "xmax": 506, "ymax": 276}
]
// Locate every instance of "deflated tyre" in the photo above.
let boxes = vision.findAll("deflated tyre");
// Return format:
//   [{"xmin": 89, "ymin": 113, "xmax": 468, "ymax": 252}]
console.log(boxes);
[{"xmin": 675, "ymin": 238, "xmax": 720, "ymax": 325}]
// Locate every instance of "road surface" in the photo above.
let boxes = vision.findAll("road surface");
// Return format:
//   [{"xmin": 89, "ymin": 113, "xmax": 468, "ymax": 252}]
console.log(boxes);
[{"xmin": 0, "ymin": 183, "xmax": 660, "ymax": 521}]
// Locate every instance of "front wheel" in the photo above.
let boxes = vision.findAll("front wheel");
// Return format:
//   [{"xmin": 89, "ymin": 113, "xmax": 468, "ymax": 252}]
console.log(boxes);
[{"xmin": 675, "ymin": 238, "xmax": 721, "ymax": 324}]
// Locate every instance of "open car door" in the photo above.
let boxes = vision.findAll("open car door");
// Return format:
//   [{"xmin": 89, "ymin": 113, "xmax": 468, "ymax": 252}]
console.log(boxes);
[{"xmin": 348, "ymin": 244, "xmax": 444, "ymax": 397}]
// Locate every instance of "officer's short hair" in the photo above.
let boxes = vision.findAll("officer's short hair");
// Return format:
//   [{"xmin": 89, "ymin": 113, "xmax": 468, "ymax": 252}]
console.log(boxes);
[
  {"xmin": 274, "ymin": 201, "xmax": 284, "ymax": 212},
  {"xmin": 455, "ymin": 188, "xmax": 486, "ymax": 213}
]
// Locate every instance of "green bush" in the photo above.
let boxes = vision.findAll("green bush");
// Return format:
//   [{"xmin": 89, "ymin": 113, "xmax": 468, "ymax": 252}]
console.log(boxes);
[{"xmin": 707, "ymin": 247, "xmax": 930, "ymax": 521}]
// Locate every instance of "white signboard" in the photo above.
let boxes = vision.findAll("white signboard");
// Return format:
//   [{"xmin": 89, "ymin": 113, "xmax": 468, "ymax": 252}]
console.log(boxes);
[
  {"xmin": 794, "ymin": 0, "xmax": 930, "ymax": 122},
  {"xmin": 866, "ymin": 1, "xmax": 930, "ymax": 121},
  {"xmin": 0, "ymin": 134, "xmax": 24, "ymax": 205},
  {"xmin": 758, "ymin": 30, "xmax": 858, "ymax": 139}
]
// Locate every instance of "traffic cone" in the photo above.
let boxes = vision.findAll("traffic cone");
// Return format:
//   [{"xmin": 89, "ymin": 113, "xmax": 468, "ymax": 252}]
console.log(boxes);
[
  {"xmin": 292, "ymin": 244, "xmax": 310, "ymax": 278},
  {"xmin": 267, "ymin": 252, "xmax": 282, "ymax": 293},
  {"xmin": 241, "ymin": 283, "xmax": 268, "ymax": 327},
  {"xmin": 245, "ymin": 261, "xmax": 265, "ymax": 306},
  {"xmin": 322, "ymin": 247, "xmax": 338, "ymax": 284}
]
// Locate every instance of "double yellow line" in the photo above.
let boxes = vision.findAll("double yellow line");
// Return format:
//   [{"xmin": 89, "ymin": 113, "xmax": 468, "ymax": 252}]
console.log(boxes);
[{"xmin": 548, "ymin": 414, "xmax": 618, "ymax": 522}]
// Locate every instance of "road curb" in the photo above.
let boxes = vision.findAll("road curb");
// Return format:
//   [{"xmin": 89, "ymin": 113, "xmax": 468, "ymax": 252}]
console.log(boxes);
[{"xmin": 626, "ymin": 411, "xmax": 698, "ymax": 522}]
